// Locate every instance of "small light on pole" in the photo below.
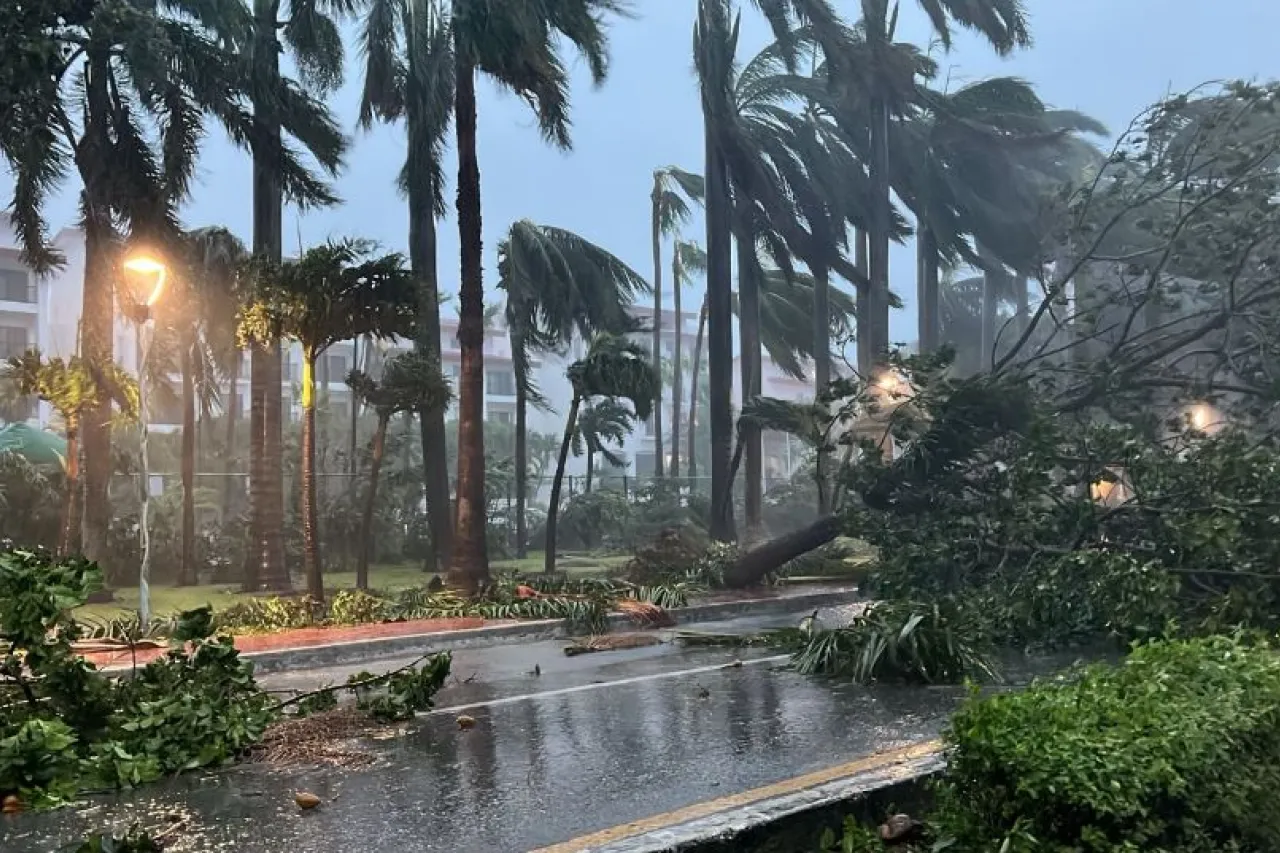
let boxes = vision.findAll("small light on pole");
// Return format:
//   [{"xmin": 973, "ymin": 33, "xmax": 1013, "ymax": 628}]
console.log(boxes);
[{"xmin": 122, "ymin": 252, "xmax": 168, "ymax": 627}]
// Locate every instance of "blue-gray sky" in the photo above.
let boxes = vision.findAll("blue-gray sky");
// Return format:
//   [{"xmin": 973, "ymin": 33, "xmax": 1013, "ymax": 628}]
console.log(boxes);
[{"xmin": 20, "ymin": 0, "xmax": 1280, "ymax": 342}]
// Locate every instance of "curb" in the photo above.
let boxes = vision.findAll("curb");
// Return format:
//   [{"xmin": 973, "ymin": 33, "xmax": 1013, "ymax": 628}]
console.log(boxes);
[
  {"xmin": 235, "ymin": 587, "xmax": 861, "ymax": 675},
  {"xmin": 531, "ymin": 741, "xmax": 943, "ymax": 853}
]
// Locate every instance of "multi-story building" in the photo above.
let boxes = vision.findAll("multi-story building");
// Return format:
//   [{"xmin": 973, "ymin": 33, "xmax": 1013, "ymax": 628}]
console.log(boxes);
[{"xmin": 1, "ymin": 216, "xmax": 813, "ymax": 486}]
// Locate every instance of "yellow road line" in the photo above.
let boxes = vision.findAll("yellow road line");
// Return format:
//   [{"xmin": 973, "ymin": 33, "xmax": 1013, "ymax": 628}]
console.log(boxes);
[{"xmin": 530, "ymin": 739, "xmax": 943, "ymax": 853}]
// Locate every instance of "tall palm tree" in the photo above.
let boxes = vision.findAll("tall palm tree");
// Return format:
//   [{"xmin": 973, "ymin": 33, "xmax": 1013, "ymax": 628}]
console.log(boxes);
[
  {"xmin": 169, "ymin": 227, "xmax": 246, "ymax": 585},
  {"xmin": 239, "ymin": 241, "xmax": 417, "ymax": 601},
  {"xmin": 573, "ymin": 398, "xmax": 636, "ymax": 492},
  {"xmin": 854, "ymin": 0, "xmax": 1031, "ymax": 370},
  {"xmin": 450, "ymin": 0, "xmax": 630, "ymax": 592},
  {"xmin": 347, "ymin": 351, "xmax": 451, "ymax": 589},
  {"xmin": 545, "ymin": 334, "xmax": 657, "ymax": 574},
  {"xmin": 671, "ymin": 239, "xmax": 707, "ymax": 480},
  {"xmin": 649, "ymin": 167, "xmax": 705, "ymax": 480},
  {"xmin": 4, "ymin": 351, "xmax": 138, "ymax": 557},
  {"xmin": 498, "ymin": 219, "xmax": 647, "ymax": 558},
  {"xmin": 240, "ymin": 0, "xmax": 351, "ymax": 593},
  {"xmin": 0, "ymin": 1, "xmax": 252, "ymax": 566},
  {"xmin": 359, "ymin": 0, "xmax": 457, "ymax": 574}
]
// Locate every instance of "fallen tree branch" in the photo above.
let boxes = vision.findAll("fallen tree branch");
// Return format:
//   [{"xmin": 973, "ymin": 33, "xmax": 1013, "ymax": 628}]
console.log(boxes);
[{"xmin": 270, "ymin": 652, "xmax": 436, "ymax": 713}]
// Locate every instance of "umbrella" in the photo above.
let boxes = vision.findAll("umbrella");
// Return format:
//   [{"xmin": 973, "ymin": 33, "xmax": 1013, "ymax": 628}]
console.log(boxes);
[{"xmin": 0, "ymin": 423, "xmax": 68, "ymax": 468}]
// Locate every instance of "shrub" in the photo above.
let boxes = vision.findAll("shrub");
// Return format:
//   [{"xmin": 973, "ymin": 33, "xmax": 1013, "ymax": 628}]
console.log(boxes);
[
  {"xmin": 559, "ymin": 490, "xmax": 633, "ymax": 551},
  {"xmin": 328, "ymin": 589, "xmax": 392, "ymax": 625},
  {"xmin": 935, "ymin": 636, "xmax": 1280, "ymax": 852}
]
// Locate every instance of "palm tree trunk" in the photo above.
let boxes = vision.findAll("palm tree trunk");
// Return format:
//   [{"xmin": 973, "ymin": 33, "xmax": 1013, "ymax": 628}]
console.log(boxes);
[
  {"xmin": 301, "ymin": 352, "xmax": 323, "ymax": 601},
  {"xmin": 222, "ymin": 352, "xmax": 240, "ymax": 518},
  {"xmin": 451, "ymin": 53, "xmax": 489, "ymax": 594},
  {"xmin": 687, "ymin": 297, "xmax": 706, "ymax": 483},
  {"xmin": 670, "ymin": 248, "xmax": 683, "ymax": 482},
  {"xmin": 735, "ymin": 214, "xmax": 762, "ymax": 537},
  {"xmin": 585, "ymin": 450, "xmax": 594, "ymax": 493},
  {"xmin": 179, "ymin": 340, "xmax": 197, "ymax": 586},
  {"xmin": 705, "ymin": 129, "xmax": 736, "ymax": 542},
  {"xmin": 865, "ymin": 92, "xmax": 892, "ymax": 373},
  {"xmin": 544, "ymin": 396, "xmax": 581, "ymax": 575},
  {"xmin": 59, "ymin": 422, "xmax": 81, "ymax": 557},
  {"xmin": 917, "ymin": 225, "xmax": 940, "ymax": 353},
  {"xmin": 251, "ymin": 0, "xmax": 289, "ymax": 592},
  {"xmin": 513, "ymin": 333, "xmax": 529, "ymax": 558},
  {"xmin": 79, "ymin": 52, "xmax": 115, "ymax": 569},
  {"xmin": 348, "ymin": 336, "xmax": 359, "ymax": 477},
  {"xmin": 357, "ymin": 413, "xmax": 389, "ymax": 590},
  {"xmin": 812, "ymin": 263, "xmax": 831, "ymax": 514},
  {"xmin": 650, "ymin": 181, "xmax": 665, "ymax": 480},
  {"xmin": 407, "ymin": 100, "xmax": 453, "ymax": 575},
  {"xmin": 1015, "ymin": 274, "xmax": 1029, "ymax": 338},
  {"xmin": 244, "ymin": 345, "xmax": 265, "ymax": 591},
  {"xmin": 979, "ymin": 244, "xmax": 1001, "ymax": 369}
]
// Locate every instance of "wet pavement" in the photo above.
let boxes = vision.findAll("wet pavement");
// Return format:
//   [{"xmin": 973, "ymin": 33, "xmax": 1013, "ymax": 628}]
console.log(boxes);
[{"xmin": 2, "ymin": 608, "xmax": 1093, "ymax": 853}]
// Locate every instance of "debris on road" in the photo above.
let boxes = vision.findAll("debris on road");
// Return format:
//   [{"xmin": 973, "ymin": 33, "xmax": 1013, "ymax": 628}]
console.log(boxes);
[
  {"xmin": 563, "ymin": 633, "xmax": 664, "ymax": 656},
  {"xmin": 294, "ymin": 792, "xmax": 321, "ymax": 811},
  {"xmin": 456, "ymin": 714, "xmax": 477, "ymax": 730}
]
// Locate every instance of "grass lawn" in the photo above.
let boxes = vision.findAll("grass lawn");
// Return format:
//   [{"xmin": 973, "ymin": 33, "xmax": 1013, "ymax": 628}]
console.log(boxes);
[{"xmin": 75, "ymin": 551, "xmax": 634, "ymax": 622}]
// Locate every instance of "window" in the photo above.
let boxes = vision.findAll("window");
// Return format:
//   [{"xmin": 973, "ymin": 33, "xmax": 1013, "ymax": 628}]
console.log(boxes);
[
  {"xmin": 489, "ymin": 409, "xmax": 513, "ymax": 425},
  {"xmin": 0, "ymin": 326, "xmax": 28, "ymax": 359},
  {"xmin": 0, "ymin": 269, "xmax": 34, "ymax": 303},
  {"xmin": 486, "ymin": 370, "xmax": 516, "ymax": 396},
  {"xmin": 323, "ymin": 353, "xmax": 348, "ymax": 382}
]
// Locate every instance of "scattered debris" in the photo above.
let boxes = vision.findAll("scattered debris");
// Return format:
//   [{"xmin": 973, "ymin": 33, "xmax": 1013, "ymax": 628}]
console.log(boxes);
[
  {"xmin": 722, "ymin": 659, "xmax": 744, "ymax": 669},
  {"xmin": 527, "ymin": 664, "xmax": 541, "ymax": 676},
  {"xmin": 879, "ymin": 813, "xmax": 924, "ymax": 844},
  {"xmin": 294, "ymin": 792, "xmax": 321, "ymax": 811},
  {"xmin": 2, "ymin": 794, "xmax": 22, "ymax": 814},
  {"xmin": 696, "ymin": 686, "xmax": 711, "ymax": 699},
  {"xmin": 456, "ymin": 714, "xmax": 477, "ymax": 730},
  {"xmin": 564, "ymin": 633, "xmax": 664, "ymax": 656},
  {"xmin": 247, "ymin": 708, "xmax": 390, "ymax": 769},
  {"xmin": 616, "ymin": 599, "xmax": 676, "ymax": 627}
]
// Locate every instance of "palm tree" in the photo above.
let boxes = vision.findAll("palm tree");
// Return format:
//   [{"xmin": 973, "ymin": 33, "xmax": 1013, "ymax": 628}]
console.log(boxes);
[
  {"xmin": 546, "ymin": 334, "xmax": 657, "ymax": 574},
  {"xmin": 854, "ymin": 0, "xmax": 1031, "ymax": 371},
  {"xmin": 4, "ymin": 351, "xmax": 138, "ymax": 557},
  {"xmin": 0, "ymin": 1, "xmax": 252, "ymax": 566},
  {"xmin": 671, "ymin": 239, "xmax": 706, "ymax": 481},
  {"xmin": 347, "ymin": 351, "xmax": 451, "ymax": 589},
  {"xmin": 161, "ymin": 227, "xmax": 245, "ymax": 586},
  {"xmin": 649, "ymin": 167, "xmax": 705, "ymax": 480},
  {"xmin": 899, "ymin": 77, "xmax": 1105, "ymax": 357},
  {"xmin": 239, "ymin": 241, "xmax": 417, "ymax": 601},
  {"xmin": 498, "ymin": 219, "xmax": 647, "ymax": 558},
  {"xmin": 241, "ymin": 0, "xmax": 351, "ymax": 593},
  {"xmin": 574, "ymin": 398, "xmax": 637, "ymax": 492},
  {"xmin": 450, "ymin": 0, "xmax": 630, "ymax": 592},
  {"xmin": 359, "ymin": 0, "xmax": 457, "ymax": 574}
]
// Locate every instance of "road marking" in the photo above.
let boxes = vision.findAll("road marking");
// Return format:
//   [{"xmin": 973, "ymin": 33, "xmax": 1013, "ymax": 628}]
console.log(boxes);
[
  {"xmin": 529, "ymin": 740, "xmax": 944, "ymax": 853},
  {"xmin": 426, "ymin": 655, "xmax": 791, "ymax": 716}
]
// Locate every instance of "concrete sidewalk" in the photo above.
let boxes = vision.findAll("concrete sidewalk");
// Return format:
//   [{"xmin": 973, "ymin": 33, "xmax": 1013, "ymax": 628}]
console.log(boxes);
[{"xmin": 93, "ymin": 586, "xmax": 861, "ymax": 675}]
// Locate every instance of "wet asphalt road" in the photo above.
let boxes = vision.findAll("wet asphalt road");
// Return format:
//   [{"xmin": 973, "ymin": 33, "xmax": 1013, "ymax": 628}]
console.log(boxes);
[{"xmin": 2, "ymin": 609, "xmax": 1085, "ymax": 853}]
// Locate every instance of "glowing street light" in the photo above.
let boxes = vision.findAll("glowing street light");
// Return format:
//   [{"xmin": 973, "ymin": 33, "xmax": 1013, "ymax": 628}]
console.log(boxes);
[
  {"xmin": 121, "ymin": 252, "xmax": 169, "ymax": 626},
  {"xmin": 1187, "ymin": 402, "xmax": 1221, "ymax": 434}
]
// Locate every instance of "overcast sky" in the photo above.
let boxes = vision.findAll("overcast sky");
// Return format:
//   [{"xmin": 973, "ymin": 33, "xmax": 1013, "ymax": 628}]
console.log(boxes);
[{"xmin": 16, "ymin": 0, "xmax": 1279, "ymax": 342}]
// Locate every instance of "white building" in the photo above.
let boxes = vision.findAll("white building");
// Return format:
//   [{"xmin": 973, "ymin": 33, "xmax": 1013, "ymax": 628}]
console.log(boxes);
[{"xmin": 1, "ymin": 217, "xmax": 813, "ymax": 486}]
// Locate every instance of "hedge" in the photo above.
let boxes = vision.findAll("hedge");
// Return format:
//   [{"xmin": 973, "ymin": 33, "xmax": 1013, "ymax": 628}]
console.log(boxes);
[{"xmin": 935, "ymin": 636, "xmax": 1280, "ymax": 852}]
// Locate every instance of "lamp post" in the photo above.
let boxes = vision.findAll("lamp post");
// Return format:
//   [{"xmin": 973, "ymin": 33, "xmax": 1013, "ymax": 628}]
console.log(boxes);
[{"xmin": 122, "ymin": 255, "xmax": 168, "ymax": 626}]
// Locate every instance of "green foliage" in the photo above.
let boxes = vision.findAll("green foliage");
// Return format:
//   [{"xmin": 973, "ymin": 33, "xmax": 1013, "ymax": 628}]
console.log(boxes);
[
  {"xmin": 344, "ymin": 653, "xmax": 452, "ymax": 722},
  {"xmin": 558, "ymin": 490, "xmax": 633, "ymax": 551},
  {"xmin": 935, "ymin": 636, "xmax": 1280, "ymax": 852},
  {"xmin": 818, "ymin": 818, "xmax": 886, "ymax": 853},
  {"xmin": 215, "ymin": 596, "xmax": 320, "ymax": 634},
  {"xmin": 0, "ymin": 552, "xmax": 275, "ymax": 808},
  {"xmin": 791, "ymin": 602, "xmax": 996, "ymax": 685},
  {"xmin": 71, "ymin": 828, "xmax": 161, "ymax": 853},
  {"xmin": 327, "ymin": 590, "xmax": 392, "ymax": 625}
]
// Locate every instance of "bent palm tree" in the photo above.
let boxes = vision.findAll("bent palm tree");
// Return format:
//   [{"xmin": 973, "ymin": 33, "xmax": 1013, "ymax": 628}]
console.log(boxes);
[
  {"xmin": 499, "ymin": 219, "xmax": 648, "ymax": 557},
  {"xmin": 239, "ymin": 241, "xmax": 417, "ymax": 601},
  {"xmin": 359, "ymin": 0, "xmax": 457, "ymax": 573},
  {"xmin": 574, "ymin": 398, "xmax": 637, "ymax": 492},
  {"xmin": 546, "ymin": 334, "xmax": 657, "ymax": 574},
  {"xmin": 347, "ymin": 351, "xmax": 451, "ymax": 589},
  {"xmin": 450, "ymin": 0, "xmax": 630, "ymax": 593},
  {"xmin": 649, "ymin": 167, "xmax": 706, "ymax": 480},
  {"xmin": 671, "ymin": 238, "xmax": 706, "ymax": 480}
]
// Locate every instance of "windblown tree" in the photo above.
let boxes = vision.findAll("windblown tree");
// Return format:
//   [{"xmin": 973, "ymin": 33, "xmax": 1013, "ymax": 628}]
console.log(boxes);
[
  {"xmin": 573, "ymin": 398, "xmax": 637, "ymax": 492},
  {"xmin": 545, "ymin": 334, "xmax": 657, "ymax": 574},
  {"xmin": 449, "ymin": 0, "xmax": 631, "ymax": 593},
  {"xmin": 358, "ymin": 0, "xmax": 457, "ymax": 573},
  {"xmin": 671, "ymin": 238, "xmax": 706, "ymax": 481},
  {"xmin": 3, "ymin": 352, "xmax": 138, "ymax": 558},
  {"xmin": 0, "ymin": 0, "xmax": 252, "ymax": 566},
  {"xmin": 649, "ymin": 166, "xmax": 705, "ymax": 480},
  {"xmin": 238, "ymin": 0, "xmax": 351, "ymax": 593},
  {"xmin": 239, "ymin": 241, "xmax": 417, "ymax": 601},
  {"xmin": 347, "ymin": 351, "xmax": 451, "ymax": 589},
  {"xmin": 499, "ymin": 219, "xmax": 647, "ymax": 558}
]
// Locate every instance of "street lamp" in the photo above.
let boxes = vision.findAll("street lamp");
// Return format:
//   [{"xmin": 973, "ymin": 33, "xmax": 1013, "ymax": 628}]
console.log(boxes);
[{"xmin": 122, "ymin": 253, "xmax": 168, "ymax": 626}]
